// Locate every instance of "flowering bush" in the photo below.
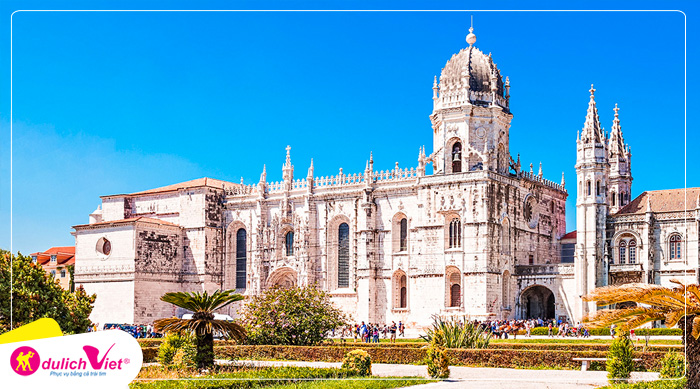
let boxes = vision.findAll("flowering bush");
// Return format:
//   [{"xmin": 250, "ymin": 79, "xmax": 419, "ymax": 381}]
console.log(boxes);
[
  {"xmin": 341, "ymin": 349, "xmax": 372, "ymax": 376},
  {"xmin": 240, "ymin": 285, "xmax": 347, "ymax": 346}
]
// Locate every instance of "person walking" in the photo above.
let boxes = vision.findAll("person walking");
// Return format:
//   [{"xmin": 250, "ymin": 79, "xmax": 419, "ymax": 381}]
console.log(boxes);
[
  {"xmin": 399, "ymin": 321, "xmax": 405, "ymax": 337},
  {"xmin": 547, "ymin": 321, "xmax": 553, "ymax": 337},
  {"xmin": 390, "ymin": 321, "xmax": 397, "ymax": 343}
]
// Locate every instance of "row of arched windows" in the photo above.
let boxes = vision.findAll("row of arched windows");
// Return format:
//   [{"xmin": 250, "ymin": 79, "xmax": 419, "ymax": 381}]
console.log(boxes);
[
  {"xmin": 394, "ymin": 215, "xmax": 462, "ymax": 252},
  {"xmin": 393, "ymin": 267, "xmax": 463, "ymax": 309},
  {"xmin": 614, "ymin": 234, "xmax": 684, "ymax": 264}
]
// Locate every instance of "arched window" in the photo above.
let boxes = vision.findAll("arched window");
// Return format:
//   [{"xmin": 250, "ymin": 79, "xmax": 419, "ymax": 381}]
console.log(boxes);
[
  {"xmin": 502, "ymin": 271, "xmax": 510, "ymax": 308},
  {"xmin": 448, "ymin": 218, "xmax": 461, "ymax": 248},
  {"xmin": 670, "ymin": 234, "xmax": 682, "ymax": 260},
  {"xmin": 236, "ymin": 229, "xmax": 247, "ymax": 289},
  {"xmin": 619, "ymin": 192, "xmax": 624, "ymax": 206},
  {"xmin": 619, "ymin": 240, "xmax": 627, "ymax": 264},
  {"xmin": 285, "ymin": 231, "xmax": 294, "ymax": 256},
  {"xmin": 596, "ymin": 180, "xmax": 601, "ymax": 196},
  {"xmin": 400, "ymin": 218, "xmax": 408, "ymax": 252},
  {"xmin": 452, "ymin": 142, "xmax": 462, "ymax": 173},
  {"xmin": 399, "ymin": 275, "xmax": 407, "ymax": 308},
  {"xmin": 628, "ymin": 239, "xmax": 637, "ymax": 264},
  {"xmin": 497, "ymin": 144, "xmax": 505, "ymax": 173},
  {"xmin": 501, "ymin": 218, "xmax": 511, "ymax": 255},
  {"xmin": 587, "ymin": 181, "xmax": 591, "ymax": 196},
  {"xmin": 448, "ymin": 271, "xmax": 461, "ymax": 307},
  {"xmin": 612, "ymin": 191, "xmax": 616, "ymax": 206},
  {"xmin": 393, "ymin": 271, "xmax": 408, "ymax": 309},
  {"xmin": 338, "ymin": 223, "xmax": 350, "ymax": 288}
]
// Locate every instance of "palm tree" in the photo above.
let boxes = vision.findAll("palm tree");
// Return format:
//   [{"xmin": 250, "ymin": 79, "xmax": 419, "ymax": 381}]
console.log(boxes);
[
  {"xmin": 154, "ymin": 289, "xmax": 246, "ymax": 369},
  {"xmin": 583, "ymin": 280, "xmax": 700, "ymax": 388}
]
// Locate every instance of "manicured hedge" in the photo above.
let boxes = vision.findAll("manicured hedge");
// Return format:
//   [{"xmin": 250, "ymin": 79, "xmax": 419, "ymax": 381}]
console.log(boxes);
[
  {"xmin": 490, "ymin": 343, "xmax": 682, "ymax": 353},
  {"xmin": 212, "ymin": 345, "xmax": 666, "ymax": 371},
  {"xmin": 143, "ymin": 347, "xmax": 159, "ymax": 363},
  {"xmin": 520, "ymin": 327, "xmax": 682, "ymax": 336}
]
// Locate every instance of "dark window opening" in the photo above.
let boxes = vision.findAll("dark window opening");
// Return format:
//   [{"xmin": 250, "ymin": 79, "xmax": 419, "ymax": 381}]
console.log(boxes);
[
  {"xmin": 236, "ymin": 229, "xmax": 247, "ymax": 289},
  {"xmin": 285, "ymin": 231, "xmax": 294, "ymax": 256},
  {"xmin": 452, "ymin": 142, "xmax": 462, "ymax": 173},
  {"xmin": 338, "ymin": 223, "xmax": 350, "ymax": 288}
]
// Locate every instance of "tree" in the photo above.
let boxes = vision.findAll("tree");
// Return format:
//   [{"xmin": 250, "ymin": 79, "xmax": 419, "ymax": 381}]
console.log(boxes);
[
  {"xmin": 0, "ymin": 250, "xmax": 95, "ymax": 334},
  {"xmin": 154, "ymin": 290, "xmax": 245, "ymax": 369},
  {"xmin": 583, "ymin": 280, "xmax": 697, "ymax": 388},
  {"xmin": 241, "ymin": 285, "xmax": 347, "ymax": 346}
]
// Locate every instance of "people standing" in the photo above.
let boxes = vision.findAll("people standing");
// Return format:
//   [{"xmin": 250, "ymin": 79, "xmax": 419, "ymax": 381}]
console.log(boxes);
[
  {"xmin": 390, "ymin": 321, "xmax": 397, "ymax": 343},
  {"xmin": 399, "ymin": 321, "xmax": 405, "ymax": 337}
]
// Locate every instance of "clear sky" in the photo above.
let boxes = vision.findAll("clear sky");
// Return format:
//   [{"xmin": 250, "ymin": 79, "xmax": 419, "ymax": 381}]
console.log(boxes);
[{"xmin": 1, "ymin": 1, "xmax": 696, "ymax": 255}]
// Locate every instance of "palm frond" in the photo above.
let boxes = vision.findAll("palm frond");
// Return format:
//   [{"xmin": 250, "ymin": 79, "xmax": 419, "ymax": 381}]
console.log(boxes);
[{"xmin": 584, "ymin": 307, "xmax": 667, "ymax": 330}]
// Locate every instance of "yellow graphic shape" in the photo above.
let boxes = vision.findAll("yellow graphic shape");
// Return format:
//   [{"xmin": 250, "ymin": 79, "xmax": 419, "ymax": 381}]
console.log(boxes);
[{"xmin": 0, "ymin": 318, "xmax": 63, "ymax": 344}]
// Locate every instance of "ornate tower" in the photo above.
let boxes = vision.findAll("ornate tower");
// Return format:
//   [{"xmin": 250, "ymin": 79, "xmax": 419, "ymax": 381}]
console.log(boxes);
[
  {"xmin": 607, "ymin": 104, "xmax": 633, "ymax": 214},
  {"xmin": 429, "ymin": 27, "xmax": 513, "ymax": 175},
  {"xmin": 574, "ymin": 85, "xmax": 609, "ymax": 321}
]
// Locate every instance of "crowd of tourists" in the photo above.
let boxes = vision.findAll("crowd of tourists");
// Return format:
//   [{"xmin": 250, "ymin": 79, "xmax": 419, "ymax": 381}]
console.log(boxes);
[
  {"xmin": 333, "ymin": 321, "xmax": 406, "ymax": 343},
  {"xmin": 97, "ymin": 323, "xmax": 163, "ymax": 338},
  {"xmin": 474, "ymin": 318, "xmax": 591, "ymax": 339}
]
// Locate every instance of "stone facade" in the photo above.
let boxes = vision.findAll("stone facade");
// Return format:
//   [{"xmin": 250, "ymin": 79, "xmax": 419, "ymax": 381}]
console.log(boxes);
[{"xmin": 73, "ymin": 28, "xmax": 698, "ymax": 329}]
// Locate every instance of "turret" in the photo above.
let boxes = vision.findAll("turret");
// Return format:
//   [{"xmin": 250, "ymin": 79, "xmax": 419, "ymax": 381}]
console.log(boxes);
[{"xmin": 607, "ymin": 104, "xmax": 633, "ymax": 213}]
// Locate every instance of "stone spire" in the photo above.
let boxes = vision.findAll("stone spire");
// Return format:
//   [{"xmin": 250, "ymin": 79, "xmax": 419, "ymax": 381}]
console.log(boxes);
[
  {"xmin": 608, "ymin": 104, "xmax": 626, "ymax": 157},
  {"xmin": 307, "ymin": 159, "xmax": 314, "ymax": 180},
  {"xmin": 581, "ymin": 85, "xmax": 604, "ymax": 144},
  {"xmin": 538, "ymin": 162, "xmax": 543, "ymax": 178},
  {"xmin": 259, "ymin": 165, "xmax": 267, "ymax": 183},
  {"xmin": 282, "ymin": 145, "xmax": 294, "ymax": 183},
  {"xmin": 561, "ymin": 172, "xmax": 565, "ymax": 188},
  {"xmin": 433, "ymin": 76, "xmax": 438, "ymax": 99}
]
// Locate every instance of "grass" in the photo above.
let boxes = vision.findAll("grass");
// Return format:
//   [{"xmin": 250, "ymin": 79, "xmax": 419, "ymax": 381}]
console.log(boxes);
[
  {"xmin": 130, "ymin": 366, "xmax": 433, "ymax": 389},
  {"xmin": 598, "ymin": 378, "xmax": 686, "ymax": 389}
]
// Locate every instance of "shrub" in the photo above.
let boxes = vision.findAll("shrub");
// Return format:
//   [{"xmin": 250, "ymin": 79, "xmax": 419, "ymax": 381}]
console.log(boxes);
[
  {"xmin": 426, "ymin": 344, "xmax": 450, "ymax": 378},
  {"xmin": 341, "ymin": 349, "xmax": 372, "ymax": 376},
  {"xmin": 158, "ymin": 332, "xmax": 196, "ymax": 367},
  {"xmin": 659, "ymin": 352, "xmax": 685, "ymax": 378},
  {"xmin": 608, "ymin": 333, "xmax": 635, "ymax": 383},
  {"xmin": 241, "ymin": 285, "xmax": 347, "ymax": 346},
  {"xmin": 421, "ymin": 315, "xmax": 491, "ymax": 349}
]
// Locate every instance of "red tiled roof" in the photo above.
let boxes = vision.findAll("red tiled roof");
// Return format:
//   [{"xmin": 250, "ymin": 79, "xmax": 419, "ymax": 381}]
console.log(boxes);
[
  {"xmin": 73, "ymin": 216, "xmax": 181, "ymax": 229},
  {"xmin": 615, "ymin": 188, "xmax": 700, "ymax": 215},
  {"xmin": 102, "ymin": 177, "xmax": 242, "ymax": 198},
  {"xmin": 30, "ymin": 246, "xmax": 75, "ymax": 266},
  {"xmin": 561, "ymin": 231, "xmax": 577, "ymax": 240}
]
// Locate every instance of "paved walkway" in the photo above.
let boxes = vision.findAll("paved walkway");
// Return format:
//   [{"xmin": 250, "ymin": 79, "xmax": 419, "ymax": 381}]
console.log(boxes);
[{"xmin": 230, "ymin": 360, "xmax": 661, "ymax": 388}]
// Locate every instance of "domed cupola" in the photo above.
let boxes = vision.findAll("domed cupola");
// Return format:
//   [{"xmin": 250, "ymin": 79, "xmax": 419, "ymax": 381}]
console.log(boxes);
[{"xmin": 434, "ymin": 27, "xmax": 510, "ymax": 111}]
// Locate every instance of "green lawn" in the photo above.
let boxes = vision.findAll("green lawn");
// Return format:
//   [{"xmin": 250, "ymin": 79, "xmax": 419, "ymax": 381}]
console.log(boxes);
[
  {"xmin": 598, "ymin": 378, "xmax": 686, "ymax": 389},
  {"xmin": 130, "ymin": 366, "xmax": 432, "ymax": 389}
]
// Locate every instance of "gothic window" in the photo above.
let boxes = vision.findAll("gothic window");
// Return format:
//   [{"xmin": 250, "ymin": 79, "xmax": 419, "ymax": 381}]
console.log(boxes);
[
  {"xmin": 619, "ymin": 192, "xmax": 624, "ymax": 206},
  {"xmin": 448, "ymin": 217, "xmax": 461, "ymax": 248},
  {"xmin": 612, "ymin": 191, "xmax": 616, "ymax": 206},
  {"xmin": 587, "ymin": 181, "xmax": 591, "ymax": 196},
  {"xmin": 285, "ymin": 231, "xmax": 294, "ymax": 256},
  {"xmin": 502, "ymin": 270, "xmax": 510, "ymax": 308},
  {"xmin": 400, "ymin": 218, "xmax": 408, "ymax": 252},
  {"xmin": 393, "ymin": 270, "xmax": 408, "ymax": 309},
  {"xmin": 447, "ymin": 269, "xmax": 461, "ymax": 307},
  {"xmin": 619, "ymin": 240, "xmax": 627, "ymax": 264},
  {"xmin": 501, "ymin": 218, "xmax": 511, "ymax": 255},
  {"xmin": 629, "ymin": 239, "xmax": 637, "ymax": 264},
  {"xmin": 670, "ymin": 234, "xmax": 682, "ymax": 260},
  {"xmin": 452, "ymin": 142, "xmax": 462, "ymax": 173},
  {"xmin": 338, "ymin": 223, "xmax": 350, "ymax": 288},
  {"xmin": 236, "ymin": 229, "xmax": 247, "ymax": 289},
  {"xmin": 596, "ymin": 180, "xmax": 601, "ymax": 196}
]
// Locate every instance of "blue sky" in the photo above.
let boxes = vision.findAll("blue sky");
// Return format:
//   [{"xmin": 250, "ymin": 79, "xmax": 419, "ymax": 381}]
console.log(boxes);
[{"xmin": 1, "ymin": 1, "xmax": 696, "ymax": 255}]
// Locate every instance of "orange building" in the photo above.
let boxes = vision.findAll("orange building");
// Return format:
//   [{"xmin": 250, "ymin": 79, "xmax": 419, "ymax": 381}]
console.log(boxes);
[{"xmin": 30, "ymin": 246, "xmax": 75, "ymax": 291}]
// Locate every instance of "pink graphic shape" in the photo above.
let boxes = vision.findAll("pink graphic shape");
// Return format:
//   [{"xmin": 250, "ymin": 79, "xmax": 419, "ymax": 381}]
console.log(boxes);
[
  {"xmin": 83, "ymin": 343, "xmax": 115, "ymax": 370},
  {"xmin": 10, "ymin": 346, "xmax": 40, "ymax": 376}
]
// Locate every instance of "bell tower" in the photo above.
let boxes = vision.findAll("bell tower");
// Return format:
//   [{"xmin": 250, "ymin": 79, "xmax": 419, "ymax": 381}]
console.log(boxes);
[
  {"xmin": 429, "ymin": 27, "xmax": 513, "ymax": 175},
  {"xmin": 574, "ymin": 85, "xmax": 609, "ymax": 321}
]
